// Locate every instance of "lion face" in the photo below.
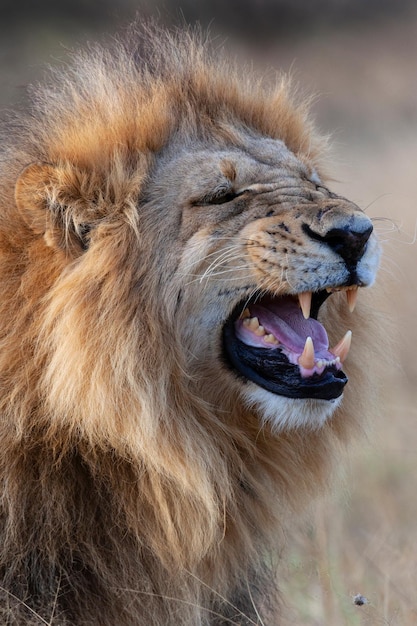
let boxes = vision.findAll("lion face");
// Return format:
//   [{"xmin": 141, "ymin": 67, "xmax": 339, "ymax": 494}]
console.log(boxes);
[
  {"xmin": 148, "ymin": 132, "xmax": 380, "ymax": 430},
  {"xmin": 14, "ymin": 131, "xmax": 379, "ymax": 436},
  {"xmin": 11, "ymin": 42, "xmax": 380, "ymax": 437}
]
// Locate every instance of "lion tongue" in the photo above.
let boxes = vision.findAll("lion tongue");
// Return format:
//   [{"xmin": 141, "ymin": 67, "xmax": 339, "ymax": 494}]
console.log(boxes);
[{"xmin": 250, "ymin": 298, "xmax": 329, "ymax": 353}]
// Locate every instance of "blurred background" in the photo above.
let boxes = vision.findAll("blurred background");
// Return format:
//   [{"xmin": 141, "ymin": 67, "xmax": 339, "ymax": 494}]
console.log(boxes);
[{"xmin": 1, "ymin": 2, "xmax": 416, "ymax": 624}]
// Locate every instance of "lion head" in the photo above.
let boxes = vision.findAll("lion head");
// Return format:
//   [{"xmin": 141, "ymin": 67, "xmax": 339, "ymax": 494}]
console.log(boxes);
[{"xmin": 0, "ymin": 25, "xmax": 380, "ymax": 625}]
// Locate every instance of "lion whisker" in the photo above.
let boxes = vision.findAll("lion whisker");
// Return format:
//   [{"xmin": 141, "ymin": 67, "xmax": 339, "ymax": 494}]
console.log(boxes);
[
  {"xmin": 188, "ymin": 236, "xmax": 266, "ymax": 273},
  {"xmin": 372, "ymin": 216, "xmax": 417, "ymax": 245},
  {"xmin": 364, "ymin": 193, "xmax": 394, "ymax": 213},
  {"xmin": 203, "ymin": 266, "xmax": 251, "ymax": 278},
  {"xmin": 185, "ymin": 276, "xmax": 254, "ymax": 289},
  {"xmin": 184, "ymin": 246, "xmax": 250, "ymax": 284},
  {"xmin": 181, "ymin": 240, "xmax": 267, "ymax": 282},
  {"xmin": 182, "ymin": 243, "xmax": 243, "ymax": 272},
  {"xmin": 199, "ymin": 249, "xmax": 244, "ymax": 282},
  {"xmin": 180, "ymin": 246, "xmax": 244, "ymax": 283},
  {"xmin": 186, "ymin": 269, "xmax": 253, "ymax": 287}
]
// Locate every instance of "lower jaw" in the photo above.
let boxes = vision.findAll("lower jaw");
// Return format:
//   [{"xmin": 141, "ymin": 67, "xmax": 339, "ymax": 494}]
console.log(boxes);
[{"xmin": 222, "ymin": 323, "xmax": 348, "ymax": 401}]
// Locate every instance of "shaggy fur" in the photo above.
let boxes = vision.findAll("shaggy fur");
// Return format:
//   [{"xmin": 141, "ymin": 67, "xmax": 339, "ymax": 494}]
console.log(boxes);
[{"xmin": 0, "ymin": 24, "xmax": 379, "ymax": 624}]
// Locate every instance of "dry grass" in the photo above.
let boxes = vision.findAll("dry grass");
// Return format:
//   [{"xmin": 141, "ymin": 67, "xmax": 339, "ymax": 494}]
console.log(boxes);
[{"xmin": 281, "ymin": 391, "xmax": 417, "ymax": 625}]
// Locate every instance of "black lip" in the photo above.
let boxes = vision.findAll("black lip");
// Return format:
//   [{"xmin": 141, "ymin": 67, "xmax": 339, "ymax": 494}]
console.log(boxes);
[{"xmin": 222, "ymin": 294, "xmax": 348, "ymax": 401}]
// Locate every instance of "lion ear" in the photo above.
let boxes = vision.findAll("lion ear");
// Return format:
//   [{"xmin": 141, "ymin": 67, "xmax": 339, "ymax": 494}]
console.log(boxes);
[{"xmin": 15, "ymin": 162, "xmax": 91, "ymax": 251}]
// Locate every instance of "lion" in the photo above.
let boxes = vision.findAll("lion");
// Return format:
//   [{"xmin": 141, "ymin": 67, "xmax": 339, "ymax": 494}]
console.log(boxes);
[{"xmin": 0, "ymin": 24, "xmax": 380, "ymax": 625}]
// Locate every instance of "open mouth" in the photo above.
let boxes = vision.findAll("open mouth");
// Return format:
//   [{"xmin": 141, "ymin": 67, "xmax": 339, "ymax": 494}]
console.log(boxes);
[{"xmin": 222, "ymin": 287, "xmax": 357, "ymax": 400}]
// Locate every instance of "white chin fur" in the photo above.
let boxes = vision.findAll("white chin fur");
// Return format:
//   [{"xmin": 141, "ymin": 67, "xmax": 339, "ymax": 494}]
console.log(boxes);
[{"xmin": 242, "ymin": 384, "xmax": 342, "ymax": 431}]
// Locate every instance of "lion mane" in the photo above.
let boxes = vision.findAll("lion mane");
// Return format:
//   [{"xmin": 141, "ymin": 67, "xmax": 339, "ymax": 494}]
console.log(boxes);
[{"xmin": 0, "ymin": 24, "xmax": 379, "ymax": 625}]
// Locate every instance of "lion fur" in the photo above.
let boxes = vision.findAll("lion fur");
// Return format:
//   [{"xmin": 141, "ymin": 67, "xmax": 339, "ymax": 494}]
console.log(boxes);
[{"xmin": 0, "ymin": 24, "xmax": 378, "ymax": 625}]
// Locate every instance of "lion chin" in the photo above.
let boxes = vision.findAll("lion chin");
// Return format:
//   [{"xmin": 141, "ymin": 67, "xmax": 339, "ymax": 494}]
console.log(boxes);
[
  {"xmin": 243, "ymin": 385, "xmax": 343, "ymax": 431},
  {"xmin": 0, "ymin": 23, "xmax": 380, "ymax": 626}
]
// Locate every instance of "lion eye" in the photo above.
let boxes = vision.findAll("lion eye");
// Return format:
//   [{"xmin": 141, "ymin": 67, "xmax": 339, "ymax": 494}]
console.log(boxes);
[
  {"xmin": 193, "ymin": 187, "xmax": 245, "ymax": 208},
  {"xmin": 209, "ymin": 190, "xmax": 240, "ymax": 205}
]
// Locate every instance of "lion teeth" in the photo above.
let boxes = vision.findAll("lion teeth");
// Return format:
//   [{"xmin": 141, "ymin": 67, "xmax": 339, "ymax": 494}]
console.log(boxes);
[
  {"xmin": 298, "ymin": 291, "xmax": 312, "ymax": 319},
  {"xmin": 248, "ymin": 316, "xmax": 259, "ymax": 331},
  {"xmin": 243, "ymin": 316, "xmax": 260, "ymax": 331},
  {"xmin": 242, "ymin": 316, "xmax": 278, "ymax": 344},
  {"xmin": 240, "ymin": 308, "xmax": 250, "ymax": 319},
  {"xmin": 298, "ymin": 336, "xmax": 315, "ymax": 369},
  {"xmin": 346, "ymin": 286, "xmax": 358, "ymax": 312},
  {"xmin": 331, "ymin": 330, "xmax": 352, "ymax": 362},
  {"xmin": 264, "ymin": 333, "xmax": 279, "ymax": 345},
  {"xmin": 326, "ymin": 285, "xmax": 360, "ymax": 312}
]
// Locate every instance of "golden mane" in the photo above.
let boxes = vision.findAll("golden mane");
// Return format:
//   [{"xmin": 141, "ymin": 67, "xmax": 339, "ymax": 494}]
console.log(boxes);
[{"xmin": 0, "ymin": 24, "xmax": 379, "ymax": 624}]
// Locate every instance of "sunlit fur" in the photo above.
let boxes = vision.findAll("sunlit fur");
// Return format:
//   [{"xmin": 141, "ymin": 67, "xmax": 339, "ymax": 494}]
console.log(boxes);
[{"xmin": 0, "ymin": 24, "xmax": 379, "ymax": 624}]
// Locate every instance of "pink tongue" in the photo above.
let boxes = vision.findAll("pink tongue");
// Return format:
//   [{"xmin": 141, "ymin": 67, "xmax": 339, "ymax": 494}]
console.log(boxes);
[{"xmin": 250, "ymin": 298, "xmax": 329, "ymax": 352}]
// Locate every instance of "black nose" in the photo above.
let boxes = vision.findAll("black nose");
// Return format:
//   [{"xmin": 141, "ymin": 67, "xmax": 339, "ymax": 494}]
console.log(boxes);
[{"xmin": 303, "ymin": 222, "xmax": 373, "ymax": 265}]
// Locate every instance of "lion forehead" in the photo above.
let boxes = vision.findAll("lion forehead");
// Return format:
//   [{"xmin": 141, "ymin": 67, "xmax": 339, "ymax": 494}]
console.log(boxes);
[{"xmin": 149, "ymin": 133, "xmax": 316, "ymax": 220}]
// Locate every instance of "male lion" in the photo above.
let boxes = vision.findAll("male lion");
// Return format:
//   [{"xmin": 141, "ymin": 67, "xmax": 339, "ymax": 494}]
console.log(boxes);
[{"xmin": 0, "ymin": 25, "xmax": 379, "ymax": 625}]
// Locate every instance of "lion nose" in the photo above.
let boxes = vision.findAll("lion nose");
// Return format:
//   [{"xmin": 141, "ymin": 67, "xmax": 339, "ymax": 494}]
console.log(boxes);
[
  {"xmin": 320, "ymin": 224, "xmax": 373, "ymax": 264},
  {"xmin": 303, "ymin": 217, "xmax": 373, "ymax": 266}
]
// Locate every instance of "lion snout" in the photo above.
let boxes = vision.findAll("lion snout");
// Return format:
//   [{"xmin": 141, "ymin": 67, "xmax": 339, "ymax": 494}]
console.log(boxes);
[{"xmin": 302, "ymin": 204, "xmax": 374, "ymax": 268}]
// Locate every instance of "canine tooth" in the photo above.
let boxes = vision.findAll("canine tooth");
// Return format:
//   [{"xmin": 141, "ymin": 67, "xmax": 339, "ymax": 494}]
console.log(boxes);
[
  {"xmin": 264, "ymin": 333, "xmax": 279, "ymax": 345},
  {"xmin": 254, "ymin": 325, "xmax": 266, "ymax": 336},
  {"xmin": 331, "ymin": 330, "xmax": 352, "ymax": 362},
  {"xmin": 298, "ymin": 291, "xmax": 312, "ymax": 319},
  {"xmin": 241, "ymin": 308, "xmax": 250, "ymax": 319},
  {"xmin": 346, "ymin": 286, "xmax": 358, "ymax": 312},
  {"xmin": 298, "ymin": 336, "xmax": 315, "ymax": 369}
]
